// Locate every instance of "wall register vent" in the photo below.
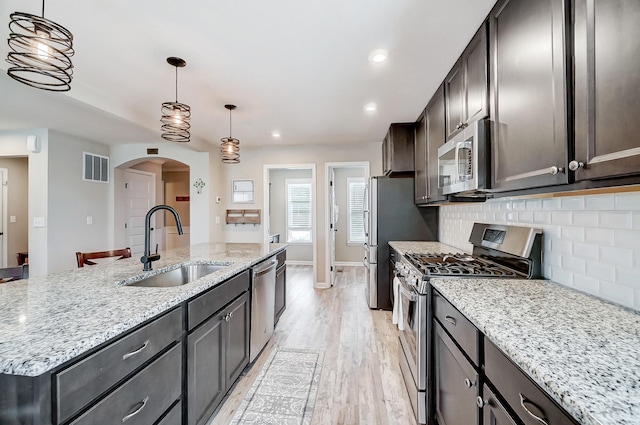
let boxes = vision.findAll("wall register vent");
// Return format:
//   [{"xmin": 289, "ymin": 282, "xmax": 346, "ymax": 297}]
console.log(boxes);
[{"xmin": 83, "ymin": 152, "xmax": 109, "ymax": 183}]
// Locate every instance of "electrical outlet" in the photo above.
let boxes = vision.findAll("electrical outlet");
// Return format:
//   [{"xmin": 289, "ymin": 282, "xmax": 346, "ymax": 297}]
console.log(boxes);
[
  {"xmin": 216, "ymin": 196, "xmax": 221, "ymax": 203},
  {"xmin": 215, "ymin": 216, "xmax": 221, "ymax": 224},
  {"xmin": 87, "ymin": 216, "xmax": 93, "ymax": 225},
  {"xmin": 9, "ymin": 216, "xmax": 16, "ymax": 223}
]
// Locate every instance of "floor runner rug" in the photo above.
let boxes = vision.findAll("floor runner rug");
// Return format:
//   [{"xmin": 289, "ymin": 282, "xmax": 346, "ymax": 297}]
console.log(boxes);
[{"xmin": 230, "ymin": 347, "xmax": 324, "ymax": 425}]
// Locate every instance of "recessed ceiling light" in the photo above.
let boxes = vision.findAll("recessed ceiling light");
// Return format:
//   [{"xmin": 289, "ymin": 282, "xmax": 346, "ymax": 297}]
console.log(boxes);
[
  {"xmin": 368, "ymin": 49, "xmax": 388, "ymax": 63},
  {"xmin": 364, "ymin": 103, "xmax": 378, "ymax": 112},
  {"xmin": 272, "ymin": 131, "xmax": 281, "ymax": 138}
]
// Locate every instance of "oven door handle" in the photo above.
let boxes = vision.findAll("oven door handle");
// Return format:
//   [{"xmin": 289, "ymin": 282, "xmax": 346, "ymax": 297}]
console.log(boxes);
[{"xmin": 398, "ymin": 280, "xmax": 418, "ymax": 302}]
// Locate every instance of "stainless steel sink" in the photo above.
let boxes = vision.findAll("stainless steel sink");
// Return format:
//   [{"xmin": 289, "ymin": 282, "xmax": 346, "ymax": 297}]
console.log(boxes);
[{"xmin": 126, "ymin": 263, "xmax": 228, "ymax": 287}]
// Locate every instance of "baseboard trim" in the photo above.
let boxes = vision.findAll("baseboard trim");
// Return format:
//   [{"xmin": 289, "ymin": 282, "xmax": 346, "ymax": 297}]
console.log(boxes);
[
  {"xmin": 335, "ymin": 262, "xmax": 363, "ymax": 267},
  {"xmin": 314, "ymin": 281, "xmax": 330, "ymax": 289},
  {"xmin": 286, "ymin": 260, "xmax": 314, "ymax": 266}
]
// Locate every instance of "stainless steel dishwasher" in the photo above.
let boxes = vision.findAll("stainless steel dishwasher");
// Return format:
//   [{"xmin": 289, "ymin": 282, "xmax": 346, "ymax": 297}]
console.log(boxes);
[{"xmin": 250, "ymin": 257, "xmax": 278, "ymax": 362}]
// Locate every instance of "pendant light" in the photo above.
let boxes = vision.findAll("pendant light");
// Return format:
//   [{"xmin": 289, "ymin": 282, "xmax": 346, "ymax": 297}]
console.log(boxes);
[
  {"xmin": 6, "ymin": 0, "xmax": 74, "ymax": 91},
  {"xmin": 161, "ymin": 57, "xmax": 191, "ymax": 143},
  {"xmin": 221, "ymin": 104, "xmax": 240, "ymax": 163}
]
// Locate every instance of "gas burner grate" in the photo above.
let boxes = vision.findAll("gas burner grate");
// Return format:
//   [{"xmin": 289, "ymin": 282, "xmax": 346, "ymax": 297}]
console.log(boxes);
[{"xmin": 404, "ymin": 252, "xmax": 519, "ymax": 278}]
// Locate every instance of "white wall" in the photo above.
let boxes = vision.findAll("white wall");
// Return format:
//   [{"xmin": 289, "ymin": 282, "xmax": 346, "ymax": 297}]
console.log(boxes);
[
  {"xmin": 47, "ymin": 131, "xmax": 111, "ymax": 272},
  {"xmin": 217, "ymin": 142, "xmax": 382, "ymax": 284},
  {"xmin": 269, "ymin": 168, "xmax": 313, "ymax": 262},
  {"xmin": 439, "ymin": 189, "xmax": 640, "ymax": 311}
]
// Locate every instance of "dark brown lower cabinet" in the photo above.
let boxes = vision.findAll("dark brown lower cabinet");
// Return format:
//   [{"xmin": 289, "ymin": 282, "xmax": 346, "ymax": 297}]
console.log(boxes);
[
  {"xmin": 479, "ymin": 384, "xmax": 518, "ymax": 425},
  {"xmin": 434, "ymin": 322, "xmax": 479, "ymax": 425},
  {"xmin": 188, "ymin": 291, "xmax": 250, "ymax": 425}
]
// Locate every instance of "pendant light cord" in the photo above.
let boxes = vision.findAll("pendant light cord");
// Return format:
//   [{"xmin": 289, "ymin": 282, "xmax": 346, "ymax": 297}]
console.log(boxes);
[
  {"xmin": 42, "ymin": 0, "xmax": 45, "ymax": 18},
  {"xmin": 175, "ymin": 66, "xmax": 178, "ymax": 102},
  {"xmin": 229, "ymin": 108, "xmax": 233, "ymax": 138}
]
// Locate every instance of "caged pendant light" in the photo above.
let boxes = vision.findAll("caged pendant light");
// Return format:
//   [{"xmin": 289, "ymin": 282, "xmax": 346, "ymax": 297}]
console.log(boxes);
[
  {"xmin": 6, "ymin": 0, "xmax": 75, "ymax": 92},
  {"xmin": 220, "ymin": 104, "xmax": 240, "ymax": 163},
  {"xmin": 161, "ymin": 57, "xmax": 191, "ymax": 143}
]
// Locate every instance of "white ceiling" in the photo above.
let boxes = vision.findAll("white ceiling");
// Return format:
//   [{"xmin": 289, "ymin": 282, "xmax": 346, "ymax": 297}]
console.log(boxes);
[{"xmin": 0, "ymin": 0, "xmax": 496, "ymax": 152}]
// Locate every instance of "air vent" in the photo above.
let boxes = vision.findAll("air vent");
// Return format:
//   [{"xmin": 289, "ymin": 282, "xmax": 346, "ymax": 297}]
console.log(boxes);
[{"xmin": 83, "ymin": 152, "xmax": 109, "ymax": 183}]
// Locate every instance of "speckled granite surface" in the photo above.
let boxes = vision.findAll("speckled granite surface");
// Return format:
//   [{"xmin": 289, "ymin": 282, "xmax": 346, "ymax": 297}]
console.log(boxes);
[
  {"xmin": 0, "ymin": 243, "xmax": 286, "ymax": 377},
  {"xmin": 388, "ymin": 241, "xmax": 464, "ymax": 256},
  {"xmin": 431, "ymin": 277, "xmax": 640, "ymax": 425}
]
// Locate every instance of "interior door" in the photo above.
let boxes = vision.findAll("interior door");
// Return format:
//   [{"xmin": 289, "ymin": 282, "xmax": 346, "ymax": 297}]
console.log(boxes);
[
  {"xmin": 329, "ymin": 168, "xmax": 337, "ymax": 286},
  {"xmin": 0, "ymin": 169, "xmax": 5, "ymax": 267},
  {"xmin": 124, "ymin": 170, "xmax": 155, "ymax": 257}
]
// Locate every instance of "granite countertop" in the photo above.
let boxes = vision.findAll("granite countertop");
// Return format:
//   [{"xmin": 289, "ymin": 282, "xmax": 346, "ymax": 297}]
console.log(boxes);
[
  {"xmin": 431, "ymin": 277, "xmax": 640, "ymax": 425},
  {"xmin": 388, "ymin": 241, "xmax": 464, "ymax": 256},
  {"xmin": 0, "ymin": 242, "xmax": 286, "ymax": 377}
]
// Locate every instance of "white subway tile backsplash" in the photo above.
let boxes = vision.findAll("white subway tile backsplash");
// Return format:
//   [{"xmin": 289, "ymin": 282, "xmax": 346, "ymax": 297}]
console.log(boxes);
[
  {"xmin": 551, "ymin": 211, "xmax": 572, "ymax": 226},
  {"xmin": 585, "ymin": 194, "xmax": 615, "ymax": 210},
  {"xmin": 572, "ymin": 274, "xmax": 600, "ymax": 296},
  {"xmin": 561, "ymin": 226, "xmax": 585, "ymax": 242},
  {"xmin": 599, "ymin": 211, "xmax": 633, "ymax": 229},
  {"xmin": 440, "ymin": 190, "xmax": 640, "ymax": 311},
  {"xmin": 573, "ymin": 211, "xmax": 599, "ymax": 227},
  {"xmin": 585, "ymin": 228, "xmax": 614, "ymax": 246},
  {"xmin": 561, "ymin": 196, "xmax": 585, "ymax": 210},
  {"xmin": 572, "ymin": 242, "xmax": 599, "ymax": 261},
  {"xmin": 614, "ymin": 192, "xmax": 640, "ymax": 210},
  {"xmin": 600, "ymin": 246, "xmax": 633, "ymax": 268},
  {"xmin": 561, "ymin": 255, "xmax": 586, "ymax": 274}
]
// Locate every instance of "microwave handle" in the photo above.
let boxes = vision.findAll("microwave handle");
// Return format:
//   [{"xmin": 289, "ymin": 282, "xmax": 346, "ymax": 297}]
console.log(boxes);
[{"xmin": 456, "ymin": 141, "xmax": 473, "ymax": 181}]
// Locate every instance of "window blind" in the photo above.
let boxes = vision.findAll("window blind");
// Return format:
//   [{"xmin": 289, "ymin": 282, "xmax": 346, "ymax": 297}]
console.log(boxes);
[
  {"xmin": 348, "ymin": 178, "xmax": 366, "ymax": 244},
  {"xmin": 286, "ymin": 179, "xmax": 312, "ymax": 242}
]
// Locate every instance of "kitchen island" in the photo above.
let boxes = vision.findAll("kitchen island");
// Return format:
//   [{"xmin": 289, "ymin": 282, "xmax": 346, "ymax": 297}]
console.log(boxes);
[
  {"xmin": 389, "ymin": 241, "xmax": 640, "ymax": 425},
  {"xmin": 0, "ymin": 242, "xmax": 286, "ymax": 425}
]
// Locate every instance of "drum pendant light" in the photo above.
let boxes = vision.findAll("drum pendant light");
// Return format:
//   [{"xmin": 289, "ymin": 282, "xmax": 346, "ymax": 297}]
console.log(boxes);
[
  {"xmin": 161, "ymin": 57, "xmax": 191, "ymax": 143},
  {"xmin": 221, "ymin": 104, "xmax": 240, "ymax": 163},
  {"xmin": 6, "ymin": 0, "xmax": 75, "ymax": 92}
]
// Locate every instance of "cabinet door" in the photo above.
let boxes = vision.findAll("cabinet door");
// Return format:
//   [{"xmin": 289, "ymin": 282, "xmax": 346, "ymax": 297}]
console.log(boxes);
[
  {"xmin": 188, "ymin": 313, "xmax": 225, "ymax": 425},
  {"xmin": 274, "ymin": 265, "xmax": 286, "ymax": 324},
  {"xmin": 426, "ymin": 84, "xmax": 448, "ymax": 203},
  {"xmin": 465, "ymin": 23, "xmax": 489, "ymax": 125},
  {"xmin": 445, "ymin": 62, "xmax": 465, "ymax": 139},
  {"xmin": 573, "ymin": 0, "xmax": 640, "ymax": 180},
  {"xmin": 434, "ymin": 322, "xmax": 479, "ymax": 425},
  {"xmin": 490, "ymin": 0, "xmax": 569, "ymax": 192},
  {"xmin": 225, "ymin": 292, "xmax": 250, "ymax": 386},
  {"xmin": 480, "ymin": 384, "xmax": 518, "ymax": 425},
  {"xmin": 414, "ymin": 109, "xmax": 428, "ymax": 204}
]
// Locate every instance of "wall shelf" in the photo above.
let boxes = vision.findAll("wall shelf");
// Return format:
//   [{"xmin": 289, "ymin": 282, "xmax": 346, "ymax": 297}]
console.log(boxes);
[{"xmin": 226, "ymin": 209, "xmax": 261, "ymax": 225}]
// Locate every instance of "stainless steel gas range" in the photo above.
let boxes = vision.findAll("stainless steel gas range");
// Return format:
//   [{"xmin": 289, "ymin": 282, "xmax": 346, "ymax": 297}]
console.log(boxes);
[{"xmin": 394, "ymin": 223, "xmax": 543, "ymax": 425}]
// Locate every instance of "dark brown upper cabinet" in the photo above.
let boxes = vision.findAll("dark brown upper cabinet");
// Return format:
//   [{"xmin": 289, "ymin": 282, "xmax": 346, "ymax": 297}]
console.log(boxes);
[
  {"xmin": 415, "ymin": 84, "xmax": 447, "ymax": 205},
  {"xmin": 382, "ymin": 123, "xmax": 415, "ymax": 176},
  {"xmin": 445, "ymin": 23, "xmax": 489, "ymax": 140},
  {"xmin": 489, "ymin": 0, "xmax": 569, "ymax": 192},
  {"xmin": 573, "ymin": 0, "xmax": 640, "ymax": 181}
]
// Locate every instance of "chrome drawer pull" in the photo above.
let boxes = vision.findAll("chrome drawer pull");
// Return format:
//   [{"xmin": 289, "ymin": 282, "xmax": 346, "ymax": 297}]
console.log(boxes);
[
  {"xmin": 122, "ymin": 340, "xmax": 149, "ymax": 360},
  {"xmin": 519, "ymin": 393, "xmax": 549, "ymax": 425},
  {"xmin": 122, "ymin": 396, "xmax": 149, "ymax": 422},
  {"xmin": 445, "ymin": 316, "xmax": 456, "ymax": 326}
]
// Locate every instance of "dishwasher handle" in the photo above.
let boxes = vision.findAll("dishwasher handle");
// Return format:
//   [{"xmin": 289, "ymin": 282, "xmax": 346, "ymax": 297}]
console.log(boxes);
[{"xmin": 253, "ymin": 258, "xmax": 278, "ymax": 277}]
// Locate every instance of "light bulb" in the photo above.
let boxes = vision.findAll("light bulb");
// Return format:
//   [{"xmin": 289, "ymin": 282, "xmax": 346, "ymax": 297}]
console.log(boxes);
[
  {"xmin": 226, "ymin": 144, "xmax": 233, "ymax": 153},
  {"xmin": 173, "ymin": 111, "xmax": 181, "ymax": 124},
  {"xmin": 36, "ymin": 42, "xmax": 49, "ymax": 59}
]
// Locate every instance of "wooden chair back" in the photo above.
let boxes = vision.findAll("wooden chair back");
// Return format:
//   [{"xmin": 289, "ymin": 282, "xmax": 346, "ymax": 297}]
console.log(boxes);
[
  {"xmin": 76, "ymin": 248, "xmax": 132, "ymax": 268},
  {"xmin": 0, "ymin": 265, "xmax": 27, "ymax": 283}
]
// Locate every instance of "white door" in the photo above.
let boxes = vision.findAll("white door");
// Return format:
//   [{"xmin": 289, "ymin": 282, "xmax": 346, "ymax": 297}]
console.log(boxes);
[
  {"xmin": 329, "ymin": 168, "xmax": 338, "ymax": 286},
  {"xmin": 124, "ymin": 170, "xmax": 155, "ymax": 257},
  {"xmin": 0, "ymin": 169, "xmax": 6, "ymax": 267}
]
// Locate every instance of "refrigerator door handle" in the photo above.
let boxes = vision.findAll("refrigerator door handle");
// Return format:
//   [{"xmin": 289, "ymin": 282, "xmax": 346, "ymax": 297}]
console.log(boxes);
[{"xmin": 362, "ymin": 255, "xmax": 368, "ymax": 268}]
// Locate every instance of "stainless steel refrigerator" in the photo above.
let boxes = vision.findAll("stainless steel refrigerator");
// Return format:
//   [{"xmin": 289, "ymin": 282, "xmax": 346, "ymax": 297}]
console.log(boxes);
[{"xmin": 363, "ymin": 176, "xmax": 439, "ymax": 310}]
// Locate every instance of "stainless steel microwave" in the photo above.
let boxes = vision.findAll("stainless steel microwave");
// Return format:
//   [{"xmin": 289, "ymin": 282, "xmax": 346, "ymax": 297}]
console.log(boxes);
[{"xmin": 437, "ymin": 119, "xmax": 490, "ymax": 196}]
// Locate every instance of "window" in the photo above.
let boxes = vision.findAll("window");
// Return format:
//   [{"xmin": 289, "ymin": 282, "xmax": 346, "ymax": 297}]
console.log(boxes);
[
  {"xmin": 348, "ymin": 177, "xmax": 366, "ymax": 244},
  {"xmin": 286, "ymin": 179, "xmax": 312, "ymax": 243}
]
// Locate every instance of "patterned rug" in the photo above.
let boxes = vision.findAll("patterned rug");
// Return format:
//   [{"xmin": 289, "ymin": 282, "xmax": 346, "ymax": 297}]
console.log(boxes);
[{"xmin": 230, "ymin": 348, "xmax": 324, "ymax": 425}]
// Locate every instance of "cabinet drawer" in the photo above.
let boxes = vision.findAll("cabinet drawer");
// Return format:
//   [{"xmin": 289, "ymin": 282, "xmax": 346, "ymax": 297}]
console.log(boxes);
[
  {"xmin": 433, "ymin": 291, "xmax": 480, "ymax": 366},
  {"xmin": 188, "ymin": 270, "xmax": 250, "ymax": 330},
  {"xmin": 157, "ymin": 400, "xmax": 182, "ymax": 425},
  {"xmin": 71, "ymin": 343, "xmax": 182, "ymax": 425},
  {"xmin": 481, "ymin": 384, "xmax": 518, "ymax": 425},
  {"xmin": 485, "ymin": 339, "xmax": 578, "ymax": 425},
  {"xmin": 56, "ymin": 307, "xmax": 183, "ymax": 424},
  {"xmin": 275, "ymin": 250, "xmax": 286, "ymax": 268}
]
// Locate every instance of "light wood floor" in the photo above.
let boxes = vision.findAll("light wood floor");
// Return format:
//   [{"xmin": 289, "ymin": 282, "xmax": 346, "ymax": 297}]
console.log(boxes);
[{"xmin": 210, "ymin": 265, "xmax": 417, "ymax": 425}]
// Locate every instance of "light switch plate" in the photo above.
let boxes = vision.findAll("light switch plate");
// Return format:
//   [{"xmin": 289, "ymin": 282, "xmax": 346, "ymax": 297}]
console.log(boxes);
[
  {"xmin": 215, "ymin": 216, "xmax": 221, "ymax": 224},
  {"xmin": 33, "ymin": 217, "xmax": 45, "ymax": 227},
  {"xmin": 87, "ymin": 216, "xmax": 93, "ymax": 225},
  {"xmin": 9, "ymin": 216, "xmax": 16, "ymax": 223},
  {"xmin": 216, "ymin": 196, "xmax": 221, "ymax": 203}
]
